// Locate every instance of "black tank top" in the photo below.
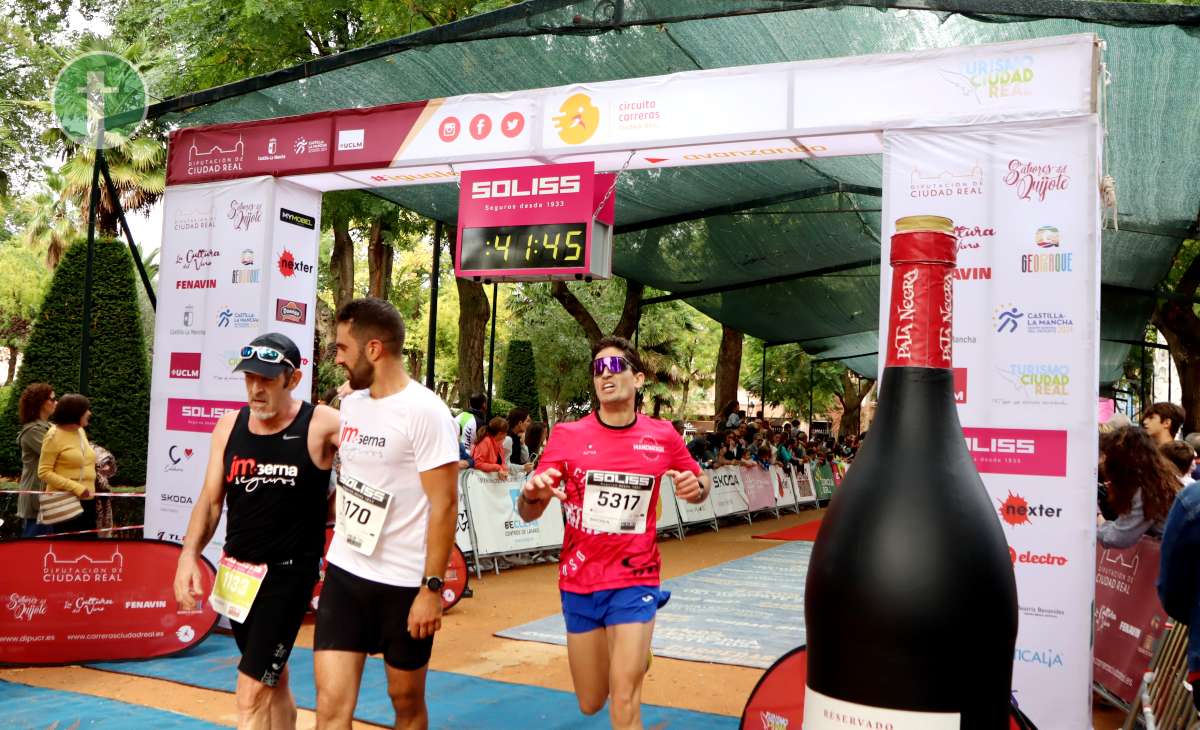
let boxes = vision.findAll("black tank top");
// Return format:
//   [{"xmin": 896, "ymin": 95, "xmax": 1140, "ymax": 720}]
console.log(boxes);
[{"xmin": 222, "ymin": 402, "xmax": 331, "ymax": 564}]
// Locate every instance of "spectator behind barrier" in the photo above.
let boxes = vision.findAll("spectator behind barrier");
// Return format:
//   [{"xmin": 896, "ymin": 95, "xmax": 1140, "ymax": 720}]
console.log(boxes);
[
  {"xmin": 1157, "ymin": 467, "xmax": 1200, "ymax": 712},
  {"xmin": 38, "ymin": 394, "xmax": 98, "ymax": 537},
  {"xmin": 504, "ymin": 407, "xmax": 532, "ymax": 470},
  {"xmin": 472, "ymin": 417, "xmax": 509, "ymax": 478},
  {"xmin": 524, "ymin": 422, "xmax": 546, "ymax": 467},
  {"xmin": 1097, "ymin": 426, "xmax": 1181, "ymax": 548},
  {"xmin": 1143, "ymin": 402, "xmax": 1186, "ymax": 446},
  {"xmin": 1185, "ymin": 432, "xmax": 1200, "ymax": 481},
  {"xmin": 16, "ymin": 383, "xmax": 56, "ymax": 537},
  {"xmin": 1161, "ymin": 441, "xmax": 1197, "ymax": 486}
]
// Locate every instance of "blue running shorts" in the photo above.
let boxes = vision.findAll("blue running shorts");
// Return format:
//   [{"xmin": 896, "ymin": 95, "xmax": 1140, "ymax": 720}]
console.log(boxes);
[{"xmin": 560, "ymin": 586, "xmax": 671, "ymax": 633}]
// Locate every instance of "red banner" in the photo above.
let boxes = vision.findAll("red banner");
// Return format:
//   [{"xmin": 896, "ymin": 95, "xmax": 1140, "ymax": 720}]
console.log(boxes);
[
  {"xmin": 741, "ymin": 646, "xmax": 807, "ymax": 730},
  {"xmin": 0, "ymin": 539, "xmax": 218, "ymax": 665},
  {"xmin": 1093, "ymin": 537, "xmax": 1167, "ymax": 704}
]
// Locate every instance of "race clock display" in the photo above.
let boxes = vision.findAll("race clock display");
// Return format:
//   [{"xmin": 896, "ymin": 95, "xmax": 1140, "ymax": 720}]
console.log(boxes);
[{"xmin": 459, "ymin": 223, "xmax": 588, "ymax": 272}]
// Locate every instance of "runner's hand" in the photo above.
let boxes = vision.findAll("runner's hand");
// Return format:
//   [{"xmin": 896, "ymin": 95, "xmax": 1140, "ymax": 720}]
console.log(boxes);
[
  {"xmin": 668, "ymin": 470, "xmax": 704, "ymax": 504},
  {"xmin": 173, "ymin": 557, "xmax": 205, "ymax": 611},
  {"xmin": 408, "ymin": 588, "xmax": 443, "ymax": 639},
  {"xmin": 523, "ymin": 467, "xmax": 566, "ymax": 502}
]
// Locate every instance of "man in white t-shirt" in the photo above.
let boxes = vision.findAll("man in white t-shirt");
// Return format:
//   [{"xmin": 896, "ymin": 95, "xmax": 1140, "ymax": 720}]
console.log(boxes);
[{"xmin": 314, "ymin": 298, "xmax": 460, "ymax": 730}]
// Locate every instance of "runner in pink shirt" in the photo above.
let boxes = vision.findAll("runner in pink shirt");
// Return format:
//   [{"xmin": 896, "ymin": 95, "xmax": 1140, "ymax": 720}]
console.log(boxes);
[{"xmin": 518, "ymin": 336, "xmax": 710, "ymax": 730}]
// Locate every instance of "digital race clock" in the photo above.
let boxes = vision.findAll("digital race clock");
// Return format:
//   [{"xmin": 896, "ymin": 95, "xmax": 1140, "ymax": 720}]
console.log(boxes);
[{"xmin": 454, "ymin": 162, "xmax": 614, "ymax": 282}]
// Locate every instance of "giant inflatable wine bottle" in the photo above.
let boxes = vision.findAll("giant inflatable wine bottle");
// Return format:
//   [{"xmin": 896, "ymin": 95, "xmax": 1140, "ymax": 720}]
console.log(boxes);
[{"xmin": 804, "ymin": 216, "xmax": 1018, "ymax": 728}]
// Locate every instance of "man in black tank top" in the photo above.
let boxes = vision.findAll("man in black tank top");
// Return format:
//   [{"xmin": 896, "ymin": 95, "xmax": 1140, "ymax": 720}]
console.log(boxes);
[{"xmin": 173, "ymin": 333, "xmax": 340, "ymax": 730}]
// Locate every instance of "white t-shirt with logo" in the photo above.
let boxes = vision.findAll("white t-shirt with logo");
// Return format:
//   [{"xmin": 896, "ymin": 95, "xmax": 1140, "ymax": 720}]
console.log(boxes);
[{"xmin": 327, "ymin": 382, "xmax": 460, "ymax": 587}]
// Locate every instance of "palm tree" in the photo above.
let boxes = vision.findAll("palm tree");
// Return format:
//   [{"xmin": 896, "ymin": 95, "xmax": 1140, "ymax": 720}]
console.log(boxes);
[{"xmin": 18, "ymin": 168, "xmax": 79, "ymax": 268}]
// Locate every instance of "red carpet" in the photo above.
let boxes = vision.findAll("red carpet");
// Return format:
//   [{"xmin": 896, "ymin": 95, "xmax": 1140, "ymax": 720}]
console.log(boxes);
[{"xmin": 752, "ymin": 519, "xmax": 822, "ymax": 541}]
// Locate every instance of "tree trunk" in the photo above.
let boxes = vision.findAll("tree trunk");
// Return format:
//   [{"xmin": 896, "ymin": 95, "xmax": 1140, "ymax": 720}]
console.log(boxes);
[
  {"xmin": 455, "ymin": 278, "xmax": 490, "ymax": 407},
  {"xmin": 550, "ymin": 278, "xmax": 644, "ymax": 347},
  {"xmin": 367, "ymin": 218, "xmax": 393, "ymax": 299},
  {"xmin": 836, "ymin": 370, "xmax": 876, "ymax": 438},
  {"xmin": 1154, "ymin": 305, "xmax": 1200, "ymax": 435},
  {"xmin": 714, "ymin": 326, "xmax": 743, "ymax": 422},
  {"xmin": 4, "ymin": 345, "xmax": 17, "ymax": 385},
  {"xmin": 330, "ymin": 221, "xmax": 355, "ymax": 311},
  {"xmin": 679, "ymin": 381, "xmax": 691, "ymax": 421}
]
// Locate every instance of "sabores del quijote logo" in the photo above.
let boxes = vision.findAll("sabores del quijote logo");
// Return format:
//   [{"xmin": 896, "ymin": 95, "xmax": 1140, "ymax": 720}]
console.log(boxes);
[{"xmin": 1004, "ymin": 159, "xmax": 1070, "ymax": 202}]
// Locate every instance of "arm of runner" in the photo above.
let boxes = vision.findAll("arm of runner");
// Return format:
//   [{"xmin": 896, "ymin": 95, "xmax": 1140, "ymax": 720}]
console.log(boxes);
[
  {"xmin": 519, "ymin": 467, "xmax": 565, "ymax": 522},
  {"xmin": 174, "ymin": 411, "xmax": 234, "ymax": 611},
  {"xmin": 667, "ymin": 469, "xmax": 710, "ymax": 504},
  {"xmin": 310, "ymin": 403, "xmax": 342, "ymax": 470},
  {"xmin": 410, "ymin": 461, "xmax": 459, "ymax": 639}
]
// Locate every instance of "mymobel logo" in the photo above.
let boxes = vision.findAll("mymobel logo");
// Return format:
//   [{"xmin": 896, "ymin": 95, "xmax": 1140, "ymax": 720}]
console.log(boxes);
[
  {"xmin": 52, "ymin": 52, "xmax": 148, "ymax": 149},
  {"xmin": 277, "ymin": 249, "xmax": 313, "ymax": 278},
  {"xmin": 962, "ymin": 427, "xmax": 1067, "ymax": 476},
  {"xmin": 169, "ymin": 352, "xmax": 201, "ymax": 379},
  {"xmin": 470, "ymin": 175, "xmax": 581, "ymax": 200},
  {"xmin": 279, "ymin": 208, "xmax": 315, "ymax": 230},
  {"xmin": 553, "ymin": 93, "xmax": 600, "ymax": 145}
]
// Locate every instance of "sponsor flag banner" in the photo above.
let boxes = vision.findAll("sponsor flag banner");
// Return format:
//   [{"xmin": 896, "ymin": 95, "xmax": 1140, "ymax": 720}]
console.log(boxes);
[
  {"xmin": 0, "ymin": 540, "xmax": 218, "ymax": 665},
  {"xmin": 146, "ymin": 178, "xmax": 322, "ymax": 565},
  {"xmin": 462, "ymin": 471, "xmax": 564, "ymax": 556},
  {"xmin": 1093, "ymin": 538, "xmax": 1168, "ymax": 704},
  {"xmin": 740, "ymin": 466, "xmax": 777, "ymax": 512},
  {"xmin": 793, "ymin": 464, "xmax": 817, "ymax": 504},
  {"xmin": 881, "ymin": 116, "xmax": 1100, "ymax": 729},
  {"xmin": 707, "ymin": 467, "xmax": 749, "ymax": 518}
]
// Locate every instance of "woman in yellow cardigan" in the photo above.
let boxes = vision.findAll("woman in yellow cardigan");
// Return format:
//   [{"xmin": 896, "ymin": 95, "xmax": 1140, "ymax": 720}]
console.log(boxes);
[{"xmin": 37, "ymin": 394, "xmax": 97, "ymax": 537}]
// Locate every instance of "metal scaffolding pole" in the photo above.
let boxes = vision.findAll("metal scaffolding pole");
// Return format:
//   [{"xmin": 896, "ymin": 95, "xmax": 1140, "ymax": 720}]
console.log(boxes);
[{"xmin": 425, "ymin": 221, "xmax": 442, "ymax": 389}]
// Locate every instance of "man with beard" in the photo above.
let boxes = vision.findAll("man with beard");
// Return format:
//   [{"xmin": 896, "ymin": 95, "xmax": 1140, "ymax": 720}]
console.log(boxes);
[
  {"xmin": 518, "ymin": 336, "xmax": 709, "ymax": 730},
  {"xmin": 315, "ymin": 298, "xmax": 460, "ymax": 730},
  {"xmin": 174, "ymin": 332, "xmax": 340, "ymax": 730}
]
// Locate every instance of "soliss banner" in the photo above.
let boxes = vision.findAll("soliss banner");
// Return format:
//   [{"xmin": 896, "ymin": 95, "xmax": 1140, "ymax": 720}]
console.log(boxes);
[
  {"xmin": 461, "ymin": 470, "xmax": 564, "ymax": 556},
  {"xmin": 0, "ymin": 540, "xmax": 218, "ymax": 665},
  {"xmin": 881, "ymin": 116, "xmax": 1101, "ymax": 729},
  {"xmin": 144, "ymin": 177, "xmax": 322, "ymax": 570}
]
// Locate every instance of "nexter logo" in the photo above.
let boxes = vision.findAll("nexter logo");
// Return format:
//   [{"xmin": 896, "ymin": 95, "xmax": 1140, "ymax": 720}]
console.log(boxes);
[{"xmin": 470, "ymin": 175, "xmax": 581, "ymax": 200}]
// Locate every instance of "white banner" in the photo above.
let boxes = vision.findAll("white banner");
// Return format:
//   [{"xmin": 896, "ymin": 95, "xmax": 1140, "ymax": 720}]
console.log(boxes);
[
  {"xmin": 707, "ymin": 467, "xmax": 749, "ymax": 518},
  {"xmin": 656, "ymin": 475, "xmax": 681, "ymax": 534},
  {"xmin": 462, "ymin": 470, "xmax": 565, "ymax": 556},
  {"xmin": 145, "ymin": 177, "xmax": 322, "ymax": 567},
  {"xmin": 740, "ymin": 466, "xmax": 777, "ymax": 513},
  {"xmin": 676, "ymin": 480, "xmax": 719, "ymax": 527},
  {"xmin": 770, "ymin": 465, "xmax": 799, "ymax": 512},
  {"xmin": 455, "ymin": 476, "xmax": 472, "ymax": 553},
  {"xmin": 793, "ymin": 464, "xmax": 817, "ymax": 505},
  {"xmin": 880, "ymin": 116, "xmax": 1100, "ymax": 729}
]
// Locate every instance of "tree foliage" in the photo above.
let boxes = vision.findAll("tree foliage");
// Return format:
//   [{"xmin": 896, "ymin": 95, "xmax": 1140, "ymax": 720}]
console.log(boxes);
[
  {"xmin": 500, "ymin": 339, "xmax": 540, "ymax": 419},
  {"xmin": 0, "ymin": 238, "xmax": 150, "ymax": 483}
]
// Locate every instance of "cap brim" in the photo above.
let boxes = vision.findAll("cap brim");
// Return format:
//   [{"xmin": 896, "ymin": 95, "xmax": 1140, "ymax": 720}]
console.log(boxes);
[{"xmin": 232, "ymin": 358, "xmax": 289, "ymax": 378}]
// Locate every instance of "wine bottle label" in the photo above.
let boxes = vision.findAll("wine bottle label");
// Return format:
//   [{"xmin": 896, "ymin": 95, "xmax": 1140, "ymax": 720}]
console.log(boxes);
[
  {"xmin": 884, "ymin": 261, "xmax": 954, "ymax": 370},
  {"xmin": 803, "ymin": 687, "xmax": 961, "ymax": 729}
]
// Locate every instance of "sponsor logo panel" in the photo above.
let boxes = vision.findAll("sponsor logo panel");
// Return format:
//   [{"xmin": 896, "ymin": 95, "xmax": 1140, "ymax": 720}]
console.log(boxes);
[
  {"xmin": 963, "ymin": 427, "xmax": 1067, "ymax": 476},
  {"xmin": 909, "ymin": 163, "xmax": 984, "ymax": 198},
  {"xmin": 166, "ymin": 398, "xmax": 243, "ymax": 433},
  {"xmin": 279, "ymin": 208, "xmax": 315, "ymax": 230},
  {"xmin": 1003, "ymin": 159, "xmax": 1070, "ymax": 202},
  {"xmin": 168, "ymin": 352, "xmax": 201, "ymax": 380},
  {"xmin": 275, "ymin": 299, "xmax": 307, "ymax": 324}
]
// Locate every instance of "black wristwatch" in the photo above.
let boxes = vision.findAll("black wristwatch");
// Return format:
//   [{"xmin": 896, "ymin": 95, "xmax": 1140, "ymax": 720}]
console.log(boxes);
[{"xmin": 423, "ymin": 576, "xmax": 444, "ymax": 593}]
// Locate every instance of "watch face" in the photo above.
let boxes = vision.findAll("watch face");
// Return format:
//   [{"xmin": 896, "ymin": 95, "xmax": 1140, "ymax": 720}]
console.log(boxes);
[{"xmin": 426, "ymin": 577, "xmax": 444, "ymax": 591}]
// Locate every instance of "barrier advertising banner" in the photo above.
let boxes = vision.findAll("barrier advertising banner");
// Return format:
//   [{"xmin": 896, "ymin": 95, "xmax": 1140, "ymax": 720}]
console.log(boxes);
[
  {"xmin": 0, "ymin": 540, "xmax": 218, "ymax": 665},
  {"xmin": 462, "ymin": 471, "xmax": 564, "ymax": 556},
  {"xmin": 145, "ymin": 177, "xmax": 322, "ymax": 567},
  {"xmin": 676, "ymin": 480, "xmax": 720, "ymax": 528},
  {"xmin": 656, "ymin": 475, "xmax": 682, "ymax": 534},
  {"xmin": 1094, "ymin": 538, "xmax": 1168, "ymax": 704},
  {"xmin": 881, "ymin": 116, "xmax": 1100, "ymax": 729},
  {"xmin": 793, "ymin": 465, "xmax": 817, "ymax": 504},
  {"xmin": 809, "ymin": 463, "xmax": 836, "ymax": 501},
  {"xmin": 708, "ymin": 467, "xmax": 749, "ymax": 518},
  {"xmin": 771, "ymin": 465, "xmax": 799, "ymax": 512},
  {"xmin": 740, "ymin": 466, "xmax": 777, "ymax": 513}
]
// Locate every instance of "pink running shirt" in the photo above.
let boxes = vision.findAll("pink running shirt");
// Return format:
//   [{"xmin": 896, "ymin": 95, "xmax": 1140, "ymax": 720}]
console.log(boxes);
[{"xmin": 535, "ymin": 413, "xmax": 700, "ymax": 593}]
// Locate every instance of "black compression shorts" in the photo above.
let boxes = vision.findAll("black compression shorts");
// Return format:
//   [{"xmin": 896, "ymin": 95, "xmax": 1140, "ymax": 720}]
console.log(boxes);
[
  {"xmin": 229, "ymin": 560, "xmax": 319, "ymax": 687},
  {"xmin": 313, "ymin": 563, "xmax": 434, "ymax": 670}
]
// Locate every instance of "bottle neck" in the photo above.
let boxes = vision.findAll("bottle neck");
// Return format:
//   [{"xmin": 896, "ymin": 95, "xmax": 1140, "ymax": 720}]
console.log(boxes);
[{"xmin": 884, "ymin": 261, "xmax": 954, "ymax": 370}]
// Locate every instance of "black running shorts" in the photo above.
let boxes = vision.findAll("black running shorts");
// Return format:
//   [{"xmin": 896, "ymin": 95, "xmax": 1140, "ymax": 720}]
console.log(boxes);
[
  {"xmin": 313, "ymin": 563, "xmax": 434, "ymax": 670},
  {"xmin": 230, "ymin": 560, "xmax": 319, "ymax": 687}
]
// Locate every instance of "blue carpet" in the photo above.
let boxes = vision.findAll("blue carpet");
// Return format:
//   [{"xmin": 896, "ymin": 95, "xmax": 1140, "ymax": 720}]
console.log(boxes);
[
  {"xmin": 88, "ymin": 634, "xmax": 734, "ymax": 729},
  {"xmin": 0, "ymin": 679, "xmax": 227, "ymax": 729},
  {"xmin": 497, "ymin": 541, "xmax": 811, "ymax": 669}
]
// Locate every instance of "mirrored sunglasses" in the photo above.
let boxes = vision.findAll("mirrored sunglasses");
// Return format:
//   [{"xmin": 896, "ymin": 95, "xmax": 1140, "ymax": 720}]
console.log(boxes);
[
  {"xmin": 592, "ymin": 355, "xmax": 633, "ymax": 377},
  {"xmin": 241, "ymin": 345, "xmax": 297, "ymax": 370}
]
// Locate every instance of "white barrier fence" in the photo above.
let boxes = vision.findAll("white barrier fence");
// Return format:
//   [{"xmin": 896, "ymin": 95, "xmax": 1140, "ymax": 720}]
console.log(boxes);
[{"xmin": 455, "ymin": 463, "xmax": 817, "ymax": 577}]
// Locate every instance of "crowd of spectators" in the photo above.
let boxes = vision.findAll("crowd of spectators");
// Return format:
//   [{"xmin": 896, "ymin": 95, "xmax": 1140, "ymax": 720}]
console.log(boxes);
[{"xmin": 686, "ymin": 407, "xmax": 862, "ymax": 474}]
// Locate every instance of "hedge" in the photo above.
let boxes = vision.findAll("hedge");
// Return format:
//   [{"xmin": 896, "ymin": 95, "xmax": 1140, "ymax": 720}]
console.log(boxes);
[
  {"xmin": 0, "ymin": 238, "xmax": 151, "ymax": 485},
  {"xmin": 499, "ymin": 339, "xmax": 541, "ymax": 420}
]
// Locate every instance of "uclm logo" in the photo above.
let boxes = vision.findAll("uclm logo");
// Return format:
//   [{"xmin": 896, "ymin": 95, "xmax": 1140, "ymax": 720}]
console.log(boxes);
[
  {"xmin": 169, "ymin": 352, "xmax": 201, "ymax": 379},
  {"xmin": 962, "ymin": 427, "xmax": 1067, "ymax": 476},
  {"xmin": 469, "ymin": 175, "xmax": 581, "ymax": 200}
]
